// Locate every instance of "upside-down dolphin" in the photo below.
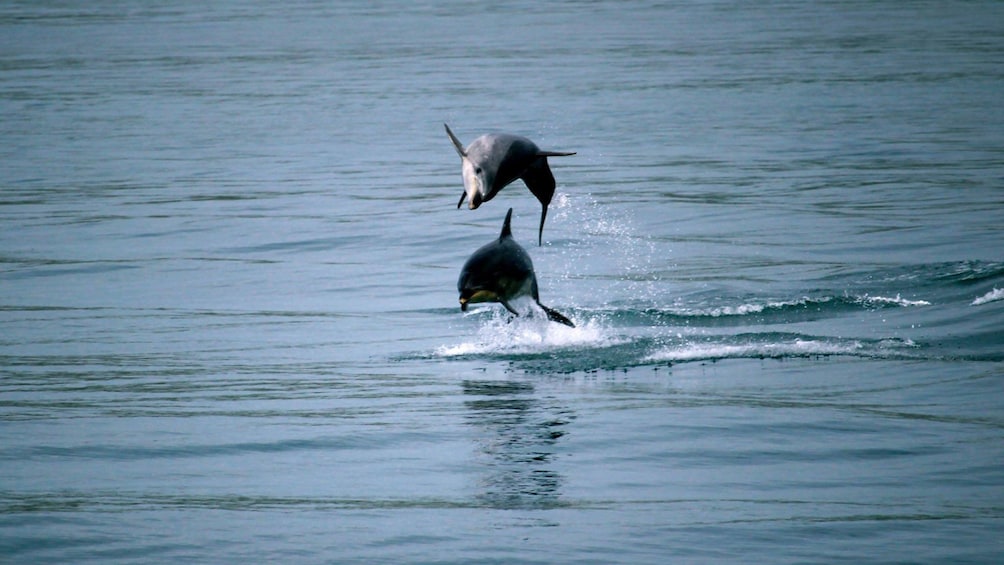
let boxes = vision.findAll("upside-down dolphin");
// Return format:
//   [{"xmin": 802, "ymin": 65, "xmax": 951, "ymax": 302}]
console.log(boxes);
[
  {"xmin": 445, "ymin": 123, "xmax": 574, "ymax": 246},
  {"xmin": 457, "ymin": 208, "xmax": 575, "ymax": 327}
]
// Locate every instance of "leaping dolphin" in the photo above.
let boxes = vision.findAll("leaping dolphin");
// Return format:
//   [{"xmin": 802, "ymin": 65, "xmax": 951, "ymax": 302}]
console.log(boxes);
[
  {"xmin": 458, "ymin": 208, "xmax": 575, "ymax": 327},
  {"xmin": 445, "ymin": 123, "xmax": 575, "ymax": 246}
]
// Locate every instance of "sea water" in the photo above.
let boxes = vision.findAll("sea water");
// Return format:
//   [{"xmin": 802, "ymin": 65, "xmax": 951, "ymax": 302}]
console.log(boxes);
[{"xmin": 2, "ymin": 1, "xmax": 1003, "ymax": 563}]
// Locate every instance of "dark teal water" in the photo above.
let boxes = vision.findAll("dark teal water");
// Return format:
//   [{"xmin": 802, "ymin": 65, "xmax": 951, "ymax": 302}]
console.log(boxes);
[{"xmin": 2, "ymin": 1, "xmax": 1003, "ymax": 563}]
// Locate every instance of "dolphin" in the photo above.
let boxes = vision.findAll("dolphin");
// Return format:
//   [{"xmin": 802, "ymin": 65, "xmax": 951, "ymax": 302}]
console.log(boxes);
[
  {"xmin": 445, "ymin": 123, "xmax": 574, "ymax": 246},
  {"xmin": 457, "ymin": 208, "xmax": 575, "ymax": 327}
]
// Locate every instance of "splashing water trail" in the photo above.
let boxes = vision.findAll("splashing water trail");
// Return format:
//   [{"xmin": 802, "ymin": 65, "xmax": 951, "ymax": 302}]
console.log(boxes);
[{"xmin": 436, "ymin": 306, "xmax": 621, "ymax": 358}]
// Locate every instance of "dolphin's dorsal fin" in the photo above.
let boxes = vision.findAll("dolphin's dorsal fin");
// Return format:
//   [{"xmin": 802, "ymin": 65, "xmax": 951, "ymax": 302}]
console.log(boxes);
[
  {"xmin": 500, "ymin": 208, "xmax": 513, "ymax": 240},
  {"xmin": 444, "ymin": 123, "xmax": 466, "ymax": 158}
]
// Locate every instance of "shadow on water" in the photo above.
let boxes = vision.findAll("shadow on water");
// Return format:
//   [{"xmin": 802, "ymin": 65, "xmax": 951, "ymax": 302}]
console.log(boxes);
[{"xmin": 462, "ymin": 380, "xmax": 573, "ymax": 510}]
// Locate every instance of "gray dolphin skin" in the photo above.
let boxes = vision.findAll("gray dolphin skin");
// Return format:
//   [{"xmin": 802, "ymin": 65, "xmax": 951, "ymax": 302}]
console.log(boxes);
[
  {"xmin": 445, "ymin": 123, "xmax": 575, "ymax": 246},
  {"xmin": 457, "ymin": 208, "xmax": 575, "ymax": 327}
]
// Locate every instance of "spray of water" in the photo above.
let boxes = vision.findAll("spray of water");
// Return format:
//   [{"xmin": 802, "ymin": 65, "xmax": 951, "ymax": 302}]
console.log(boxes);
[{"xmin": 436, "ymin": 307, "xmax": 623, "ymax": 357}]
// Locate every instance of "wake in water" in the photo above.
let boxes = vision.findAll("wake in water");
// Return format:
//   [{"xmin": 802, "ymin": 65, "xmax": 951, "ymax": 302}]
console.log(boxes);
[
  {"xmin": 434, "ymin": 283, "xmax": 1001, "ymax": 370},
  {"xmin": 435, "ymin": 301, "xmax": 930, "ymax": 372},
  {"xmin": 642, "ymin": 335, "xmax": 920, "ymax": 364},
  {"xmin": 433, "ymin": 194, "xmax": 1004, "ymax": 371}
]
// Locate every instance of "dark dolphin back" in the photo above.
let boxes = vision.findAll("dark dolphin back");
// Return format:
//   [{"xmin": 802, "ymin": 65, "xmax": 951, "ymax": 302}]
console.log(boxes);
[{"xmin": 458, "ymin": 208, "xmax": 527, "ymax": 294}]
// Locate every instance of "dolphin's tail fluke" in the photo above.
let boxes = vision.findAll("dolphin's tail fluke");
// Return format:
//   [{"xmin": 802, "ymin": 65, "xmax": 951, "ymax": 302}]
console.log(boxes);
[{"xmin": 538, "ymin": 302, "xmax": 575, "ymax": 327}]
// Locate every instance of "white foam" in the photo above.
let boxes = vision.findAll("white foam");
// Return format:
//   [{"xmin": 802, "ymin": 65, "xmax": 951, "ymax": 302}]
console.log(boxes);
[
  {"xmin": 703, "ymin": 303, "xmax": 767, "ymax": 317},
  {"xmin": 972, "ymin": 288, "xmax": 1004, "ymax": 306},
  {"xmin": 673, "ymin": 294, "xmax": 930, "ymax": 318},
  {"xmin": 436, "ymin": 312, "xmax": 620, "ymax": 357},
  {"xmin": 704, "ymin": 298, "xmax": 808, "ymax": 317},
  {"xmin": 856, "ymin": 294, "xmax": 930, "ymax": 308},
  {"xmin": 644, "ymin": 338, "xmax": 864, "ymax": 363},
  {"xmin": 676, "ymin": 296, "xmax": 831, "ymax": 318}
]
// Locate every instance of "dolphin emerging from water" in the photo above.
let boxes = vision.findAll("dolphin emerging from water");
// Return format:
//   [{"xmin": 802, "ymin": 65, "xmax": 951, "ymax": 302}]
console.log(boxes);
[
  {"xmin": 445, "ymin": 123, "xmax": 575, "ymax": 246},
  {"xmin": 458, "ymin": 208, "xmax": 574, "ymax": 327}
]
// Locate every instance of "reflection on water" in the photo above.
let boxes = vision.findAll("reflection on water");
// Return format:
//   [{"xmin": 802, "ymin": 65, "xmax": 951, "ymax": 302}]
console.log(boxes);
[{"xmin": 463, "ymin": 380, "xmax": 573, "ymax": 509}]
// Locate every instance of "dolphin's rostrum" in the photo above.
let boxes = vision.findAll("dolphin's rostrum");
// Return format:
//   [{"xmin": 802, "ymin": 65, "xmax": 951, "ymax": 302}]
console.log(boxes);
[{"xmin": 457, "ymin": 208, "xmax": 575, "ymax": 327}]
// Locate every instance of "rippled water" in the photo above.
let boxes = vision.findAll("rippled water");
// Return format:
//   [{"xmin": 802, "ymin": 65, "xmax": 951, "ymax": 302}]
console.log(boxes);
[{"xmin": 2, "ymin": 1, "xmax": 1003, "ymax": 563}]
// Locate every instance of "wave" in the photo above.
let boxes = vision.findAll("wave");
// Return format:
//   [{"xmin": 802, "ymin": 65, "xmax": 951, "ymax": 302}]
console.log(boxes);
[
  {"xmin": 854, "ymin": 294, "xmax": 931, "ymax": 308},
  {"xmin": 929, "ymin": 261, "xmax": 1004, "ymax": 285},
  {"xmin": 643, "ymin": 335, "xmax": 920, "ymax": 364},
  {"xmin": 677, "ymin": 293, "xmax": 931, "ymax": 317},
  {"xmin": 972, "ymin": 288, "xmax": 1004, "ymax": 306},
  {"xmin": 579, "ymin": 292, "xmax": 932, "ymax": 329}
]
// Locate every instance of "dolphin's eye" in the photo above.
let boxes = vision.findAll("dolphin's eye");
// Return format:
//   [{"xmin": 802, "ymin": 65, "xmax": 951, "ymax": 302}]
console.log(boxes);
[{"xmin": 475, "ymin": 167, "xmax": 482, "ymax": 175}]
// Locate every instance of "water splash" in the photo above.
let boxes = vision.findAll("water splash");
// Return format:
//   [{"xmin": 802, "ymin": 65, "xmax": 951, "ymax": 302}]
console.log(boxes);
[
  {"xmin": 549, "ymin": 191, "xmax": 661, "ymax": 307},
  {"xmin": 972, "ymin": 288, "xmax": 1003, "ymax": 306},
  {"xmin": 435, "ymin": 309, "xmax": 623, "ymax": 358}
]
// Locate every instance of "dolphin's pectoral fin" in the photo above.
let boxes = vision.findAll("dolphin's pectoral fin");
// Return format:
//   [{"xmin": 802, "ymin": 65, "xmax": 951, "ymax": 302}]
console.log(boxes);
[
  {"xmin": 444, "ymin": 123, "xmax": 467, "ymax": 158},
  {"xmin": 457, "ymin": 190, "xmax": 467, "ymax": 209},
  {"xmin": 536, "ymin": 206, "xmax": 548, "ymax": 247},
  {"xmin": 538, "ymin": 302, "xmax": 575, "ymax": 327},
  {"xmin": 500, "ymin": 300, "xmax": 521, "ymax": 317},
  {"xmin": 520, "ymin": 158, "xmax": 557, "ymax": 245},
  {"xmin": 536, "ymin": 151, "xmax": 576, "ymax": 157}
]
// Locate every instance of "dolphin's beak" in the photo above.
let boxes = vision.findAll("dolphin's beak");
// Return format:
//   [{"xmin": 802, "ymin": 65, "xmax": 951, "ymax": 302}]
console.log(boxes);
[
  {"xmin": 464, "ymin": 175, "xmax": 483, "ymax": 209},
  {"xmin": 462, "ymin": 160, "xmax": 484, "ymax": 210},
  {"xmin": 468, "ymin": 189, "xmax": 482, "ymax": 210},
  {"xmin": 459, "ymin": 297, "xmax": 469, "ymax": 311}
]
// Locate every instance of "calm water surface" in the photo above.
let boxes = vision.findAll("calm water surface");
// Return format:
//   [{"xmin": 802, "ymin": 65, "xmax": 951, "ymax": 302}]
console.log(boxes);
[{"xmin": 2, "ymin": 1, "xmax": 1003, "ymax": 563}]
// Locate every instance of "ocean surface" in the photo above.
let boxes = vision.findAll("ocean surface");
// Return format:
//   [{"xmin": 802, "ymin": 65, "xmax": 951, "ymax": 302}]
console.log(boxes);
[{"xmin": 2, "ymin": 1, "xmax": 1003, "ymax": 563}]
